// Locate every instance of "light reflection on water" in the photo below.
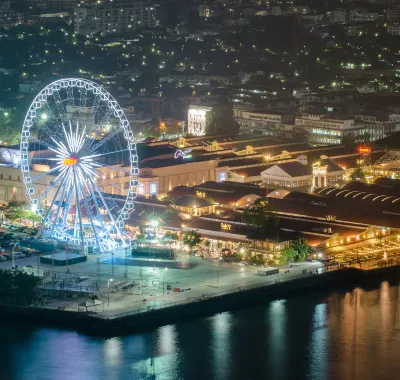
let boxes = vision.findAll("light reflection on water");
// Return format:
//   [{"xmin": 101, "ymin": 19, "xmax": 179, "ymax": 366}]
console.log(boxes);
[{"xmin": 1, "ymin": 281, "xmax": 400, "ymax": 380}]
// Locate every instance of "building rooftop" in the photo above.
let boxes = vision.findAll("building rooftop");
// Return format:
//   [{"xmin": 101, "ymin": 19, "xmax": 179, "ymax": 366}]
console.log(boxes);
[{"xmin": 172, "ymin": 195, "xmax": 215, "ymax": 208}]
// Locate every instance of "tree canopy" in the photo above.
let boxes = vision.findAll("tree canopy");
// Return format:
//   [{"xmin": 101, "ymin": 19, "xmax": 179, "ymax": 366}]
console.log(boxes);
[
  {"xmin": 280, "ymin": 238, "xmax": 311, "ymax": 264},
  {"xmin": 241, "ymin": 198, "xmax": 280, "ymax": 236},
  {"xmin": 182, "ymin": 230, "xmax": 202, "ymax": 252},
  {"xmin": 350, "ymin": 167, "xmax": 366, "ymax": 182},
  {"xmin": 206, "ymin": 104, "xmax": 239, "ymax": 135},
  {"xmin": 291, "ymin": 238, "xmax": 311, "ymax": 262},
  {"xmin": 0, "ymin": 269, "xmax": 42, "ymax": 306},
  {"xmin": 280, "ymin": 247, "xmax": 297, "ymax": 264}
]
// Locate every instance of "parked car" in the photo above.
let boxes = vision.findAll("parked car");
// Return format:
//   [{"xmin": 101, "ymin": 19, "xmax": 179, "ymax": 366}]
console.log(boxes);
[
  {"xmin": 2, "ymin": 254, "xmax": 11, "ymax": 260},
  {"xmin": 0, "ymin": 256, "xmax": 7, "ymax": 262}
]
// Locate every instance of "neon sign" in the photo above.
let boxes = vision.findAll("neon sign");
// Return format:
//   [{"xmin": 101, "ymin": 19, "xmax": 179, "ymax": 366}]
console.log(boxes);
[
  {"xmin": 174, "ymin": 149, "xmax": 192, "ymax": 159},
  {"xmin": 64, "ymin": 157, "xmax": 78, "ymax": 166},
  {"xmin": 358, "ymin": 146, "xmax": 371, "ymax": 154},
  {"xmin": 221, "ymin": 223, "xmax": 232, "ymax": 231}
]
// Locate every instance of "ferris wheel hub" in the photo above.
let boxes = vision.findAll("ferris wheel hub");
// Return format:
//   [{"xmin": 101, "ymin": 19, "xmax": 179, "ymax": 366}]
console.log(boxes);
[{"xmin": 64, "ymin": 157, "xmax": 79, "ymax": 166}]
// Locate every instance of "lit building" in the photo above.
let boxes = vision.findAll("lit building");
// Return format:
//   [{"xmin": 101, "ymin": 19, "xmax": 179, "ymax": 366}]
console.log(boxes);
[
  {"xmin": 74, "ymin": 2, "xmax": 157, "ymax": 36},
  {"xmin": 295, "ymin": 114, "xmax": 354, "ymax": 145},
  {"xmin": 353, "ymin": 113, "xmax": 400, "ymax": 141},
  {"xmin": 260, "ymin": 156, "xmax": 344, "ymax": 191},
  {"xmin": 0, "ymin": 166, "xmax": 55, "ymax": 204},
  {"xmin": 198, "ymin": 5, "xmax": 211, "ymax": 17},
  {"xmin": 235, "ymin": 110, "xmax": 295, "ymax": 134},
  {"xmin": 46, "ymin": 0, "xmax": 75, "ymax": 10},
  {"xmin": 349, "ymin": 9, "xmax": 378, "ymax": 22},
  {"xmin": 330, "ymin": 9, "xmax": 347, "ymax": 23},
  {"xmin": 387, "ymin": 23, "xmax": 400, "ymax": 35},
  {"xmin": 386, "ymin": 8, "xmax": 400, "ymax": 21},
  {"xmin": 137, "ymin": 157, "xmax": 221, "ymax": 196},
  {"xmin": 171, "ymin": 195, "xmax": 215, "ymax": 216}
]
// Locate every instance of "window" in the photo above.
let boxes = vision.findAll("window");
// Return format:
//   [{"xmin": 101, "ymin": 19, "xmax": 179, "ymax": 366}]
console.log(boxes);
[{"xmin": 9, "ymin": 175, "xmax": 11, "ymax": 180}]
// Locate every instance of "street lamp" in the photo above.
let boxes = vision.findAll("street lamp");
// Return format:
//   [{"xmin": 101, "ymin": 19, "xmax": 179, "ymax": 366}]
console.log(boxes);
[
  {"xmin": 163, "ymin": 268, "xmax": 168, "ymax": 295},
  {"xmin": 107, "ymin": 278, "xmax": 113, "ymax": 307},
  {"xmin": 149, "ymin": 220, "xmax": 159, "ymax": 228}
]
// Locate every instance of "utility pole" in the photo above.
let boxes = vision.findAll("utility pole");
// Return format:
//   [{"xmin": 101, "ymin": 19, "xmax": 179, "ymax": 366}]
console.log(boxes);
[{"xmin": 107, "ymin": 278, "xmax": 113, "ymax": 307}]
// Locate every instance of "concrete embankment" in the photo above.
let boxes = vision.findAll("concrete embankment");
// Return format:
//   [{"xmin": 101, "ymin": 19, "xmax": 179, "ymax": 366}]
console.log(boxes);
[{"xmin": 1, "ymin": 266, "xmax": 400, "ymax": 337}]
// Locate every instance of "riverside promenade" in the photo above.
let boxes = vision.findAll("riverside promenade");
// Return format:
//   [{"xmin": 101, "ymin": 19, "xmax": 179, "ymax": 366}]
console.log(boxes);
[{"xmin": 2, "ymin": 254, "xmax": 399, "ymax": 336}]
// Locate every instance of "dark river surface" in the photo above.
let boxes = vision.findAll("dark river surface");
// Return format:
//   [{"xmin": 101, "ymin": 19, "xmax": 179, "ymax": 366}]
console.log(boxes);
[{"xmin": 1, "ymin": 280, "xmax": 400, "ymax": 380}]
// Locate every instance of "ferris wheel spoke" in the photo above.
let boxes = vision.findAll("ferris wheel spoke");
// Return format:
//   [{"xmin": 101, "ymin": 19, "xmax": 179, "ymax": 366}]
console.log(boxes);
[
  {"xmin": 82, "ymin": 169, "xmax": 125, "ymax": 243},
  {"xmin": 76, "ymin": 169, "xmax": 103, "ymax": 251},
  {"xmin": 30, "ymin": 165, "xmax": 63, "ymax": 182},
  {"xmin": 36, "ymin": 168, "xmax": 70, "ymax": 238},
  {"xmin": 72, "ymin": 167, "xmax": 85, "ymax": 250},
  {"xmin": 49, "ymin": 172, "xmax": 72, "ymax": 236},
  {"xmin": 40, "ymin": 102, "xmax": 64, "ymax": 135},
  {"xmin": 88, "ymin": 127, "xmax": 125, "ymax": 154},
  {"xmin": 83, "ymin": 173, "xmax": 109, "ymax": 234},
  {"xmin": 52, "ymin": 89, "xmax": 66, "ymax": 121},
  {"xmin": 30, "ymin": 136, "xmax": 60, "ymax": 152},
  {"xmin": 94, "ymin": 168, "xmax": 125, "ymax": 195},
  {"xmin": 99, "ymin": 107, "xmax": 115, "ymax": 128},
  {"xmin": 96, "ymin": 163, "xmax": 129, "ymax": 173},
  {"xmin": 59, "ymin": 182, "xmax": 75, "ymax": 235},
  {"xmin": 35, "ymin": 167, "xmax": 68, "ymax": 203}
]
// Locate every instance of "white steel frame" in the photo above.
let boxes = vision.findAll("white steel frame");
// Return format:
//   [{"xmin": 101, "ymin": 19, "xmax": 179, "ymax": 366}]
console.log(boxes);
[{"xmin": 20, "ymin": 78, "xmax": 138, "ymax": 252}]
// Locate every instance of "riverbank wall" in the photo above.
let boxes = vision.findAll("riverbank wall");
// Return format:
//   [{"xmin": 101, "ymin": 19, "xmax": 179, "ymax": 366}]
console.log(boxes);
[{"xmin": 1, "ymin": 265, "xmax": 400, "ymax": 337}]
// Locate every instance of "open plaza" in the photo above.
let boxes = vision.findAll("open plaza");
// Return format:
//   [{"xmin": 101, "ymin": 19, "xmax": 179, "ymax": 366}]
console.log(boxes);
[{"xmin": 0, "ymin": 247, "xmax": 324, "ymax": 316}]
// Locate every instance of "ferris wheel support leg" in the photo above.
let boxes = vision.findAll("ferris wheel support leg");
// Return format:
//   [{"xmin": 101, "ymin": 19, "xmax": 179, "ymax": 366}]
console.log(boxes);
[
  {"xmin": 82, "ymin": 169, "xmax": 126, "ymax": 245},
  {"xmin": 36, "ymin": 172, "xmax": 69, "ymax": 240},
  {"xmin": 73, "ymin": 167, "xmax": 86, "ymax": 255},
  {"xmin": 49, "ymin": 174, "xmax": 70, "ymax": 238},
  {"xmin": 84, "ymin": 178, "xmax": 108, "ymax": 236},
  {"xmin": 77, "ymin": 176, "xmax": 103, "ymax": 253}
]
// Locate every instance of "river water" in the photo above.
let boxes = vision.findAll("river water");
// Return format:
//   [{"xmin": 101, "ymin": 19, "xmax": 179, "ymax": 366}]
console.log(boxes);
[{"xmin": 1, "ymin": 281, "xmax": 400, "ymax": 380}]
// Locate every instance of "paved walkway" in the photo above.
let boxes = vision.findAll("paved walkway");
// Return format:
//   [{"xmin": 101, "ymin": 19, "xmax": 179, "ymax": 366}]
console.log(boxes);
[{"xmin": 35, "ymin": 254, "xmax": 323, "ymax": 317}]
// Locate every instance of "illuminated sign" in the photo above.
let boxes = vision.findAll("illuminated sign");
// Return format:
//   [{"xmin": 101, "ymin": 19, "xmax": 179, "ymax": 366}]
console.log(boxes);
[
  {"xmin": 138, "ymin": 183, "xmax": 145, "ymax": 194},
  {"xmin": 358, "ymin": 146, "xmax": 371, "ymax": 154},
  {"xmin": 2, "ymin": 149, "xmax": 21, "ymax": 166},
  {"xmin": 219, "ymin": 171, "xmax": 227, "ymax": 182},
  {"xmin": 174, "ymin": 149, "xmax": 192, "ymax": 159},
  {"xmin": 188, "ymin": 106, "xmax": 212, "ymax": 136},
  {"xmin": 149, "ymin": 183, "xmax": 157, "ymax": 194},
  {"xmin": 221, "ymin": 223, "xmax": 232, "ymax": 231},
  {"xmin": 196, "ymin": 191, "xmax": 206, "ymax": 198},
  {"xmin": 63, "ymin": 157, "xmax": 78, "ymax": 166},
  {"xmin": 312, "ymin": 166, "xmax": 327, "ymax": 175}
]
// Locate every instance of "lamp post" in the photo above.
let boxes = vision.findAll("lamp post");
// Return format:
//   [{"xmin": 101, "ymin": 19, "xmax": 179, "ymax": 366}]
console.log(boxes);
[
  {"xmin": 107, "ymin": 278, "xmax": 113, "ymax": 307},
  {"xmin": 163, "ymin": 267, "xmax": 168, "ymax": 295},
  {"xmin": 216, "ymin": 257, "xmax": 221, "ymax": 285}
]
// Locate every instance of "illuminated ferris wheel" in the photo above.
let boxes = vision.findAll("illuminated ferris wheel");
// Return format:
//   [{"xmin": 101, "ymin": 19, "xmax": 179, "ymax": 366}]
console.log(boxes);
[{"xmin": 20, "ymin": 78, "xmax": 138, "ymax": 252}]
